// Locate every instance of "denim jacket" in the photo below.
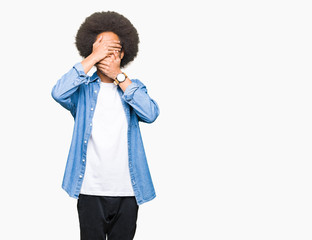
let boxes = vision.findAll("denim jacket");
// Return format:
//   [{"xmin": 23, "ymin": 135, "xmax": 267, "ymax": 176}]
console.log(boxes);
[{"xmin": 51, "ymin": 62, "xmax": 160, "ymax": 205}]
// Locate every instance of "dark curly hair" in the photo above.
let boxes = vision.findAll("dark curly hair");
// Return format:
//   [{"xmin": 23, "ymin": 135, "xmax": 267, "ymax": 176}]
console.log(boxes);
[{"xmin": 75, "ymin": 11, "xmax": 139, "ymax": 68}]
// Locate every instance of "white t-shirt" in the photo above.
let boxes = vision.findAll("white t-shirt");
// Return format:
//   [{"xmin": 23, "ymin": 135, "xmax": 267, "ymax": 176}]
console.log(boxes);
[{"xmin": 80, "ymin": 81, "xmax": 134, "ymax": 196}]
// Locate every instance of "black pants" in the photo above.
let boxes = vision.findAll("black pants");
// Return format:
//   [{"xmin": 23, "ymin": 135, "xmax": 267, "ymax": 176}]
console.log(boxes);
[{"xmin": 77, "ymin": 194, "xmax": 139, "ymax": 240}]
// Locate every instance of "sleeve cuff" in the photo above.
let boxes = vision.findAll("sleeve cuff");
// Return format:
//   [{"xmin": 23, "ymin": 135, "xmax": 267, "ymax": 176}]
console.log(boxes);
[
  {"xmin": 123, "ymin": 81, "xmax": 140, "ymax": 101},
  {"xmin": 72, "ymin": 62, "xmax": 90, "ymax": 85},
  {"xmin": 73, "ymin": 62, "xmax": 87, "ymax": 78}
]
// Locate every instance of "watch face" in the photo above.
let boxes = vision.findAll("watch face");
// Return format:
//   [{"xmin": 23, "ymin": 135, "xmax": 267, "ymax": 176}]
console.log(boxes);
[{"xmin": 117, "ymin": 73, "xmax": 126, "ymax": 82}]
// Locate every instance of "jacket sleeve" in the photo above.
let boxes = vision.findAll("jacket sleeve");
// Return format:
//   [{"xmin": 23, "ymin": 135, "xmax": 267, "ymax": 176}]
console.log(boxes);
[
  {"xmin": 122, "ymin": 79, "xmax": 160, "ymax": 123},
  {"xmin": 51, "ymin": 63, "xmax": 89, "ymax": 118}
]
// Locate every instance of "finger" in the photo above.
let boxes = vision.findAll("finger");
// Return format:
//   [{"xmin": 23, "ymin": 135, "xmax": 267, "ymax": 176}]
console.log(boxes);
[
  {"xmin": 100, "ymin": 53, "xmax": 114, "ymax": 60},
  {"xmin": 103, "ymin": 42, "xmax": 122, "ymax": 48},
  {"xmin": 100, "ymin": 40, "xmax": 121, "ymax": 46},
  {"xmin": 94, "ymin": 35, "xmax": 103, "ymax": 44},
  {"xmin": 106, "ymin": 45, "xmax": 122, "ymax": 51},
  {"xmin": 107, "ymin": 53, "xmax": 116, "ymax": 59},
  {"xmin": 99, "ymin": 63, "xmax": 110, "ymax": 68},
  {"xmin": 107, "ymin": 46, "xmax": 121, "ymax": 51},
  {"xmin": 107, "ymin": 47, "xmax": 122, "ymax": 52},
  {"xmin": 97, "ymin": 65, "xmax": 109, "ymax": 72},
  {"xmin": 98, "ymin": 55, "xmax": 112, "ymax": 62},
  {"xmin": 100, "ymin": 39, "xmax": 120, "ymax": 43},
  {"xmin": 98, "ymin": 61, "xmax": 110, "ymax": 67},
  {"xmin": 99, "ymin": 65, "xmax": 110, "ymax": 72}
]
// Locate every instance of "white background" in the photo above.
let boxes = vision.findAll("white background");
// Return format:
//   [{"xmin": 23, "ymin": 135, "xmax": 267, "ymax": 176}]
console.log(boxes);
[{"xmin": 0, "ymin": 0, "xmax": 311, "ymax": 239}]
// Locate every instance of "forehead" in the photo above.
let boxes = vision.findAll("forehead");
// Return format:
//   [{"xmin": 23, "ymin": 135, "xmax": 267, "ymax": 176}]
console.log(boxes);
[{"xmin": 96, "ymin": 31, "xmax": 120, "ymax": 41}]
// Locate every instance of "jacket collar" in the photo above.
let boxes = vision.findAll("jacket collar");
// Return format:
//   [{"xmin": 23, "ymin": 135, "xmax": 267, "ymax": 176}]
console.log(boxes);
[{"xmin": 90, "ymin": 70, "xmax": 100, "ymax": 83}]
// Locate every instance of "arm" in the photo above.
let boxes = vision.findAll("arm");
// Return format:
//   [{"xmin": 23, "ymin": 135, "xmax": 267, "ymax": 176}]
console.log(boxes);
[
  {"xmin": 51, "ymin": 63, "xmax": 88, "ymax": 117},
  {"xmin": 96, "ymin": 51, "xmax": 160, "ymax": 123},
  {"xmin": 51, "ymin": 36, "xmax": 122, "ymax": 117},
  {"xmin": 122, "ymin": 79, "xmax": 160, "ymax": 123}
]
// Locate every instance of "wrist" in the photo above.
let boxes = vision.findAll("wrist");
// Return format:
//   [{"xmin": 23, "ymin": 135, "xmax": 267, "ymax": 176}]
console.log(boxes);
[
  {"xmin": 114, "ymin": 70, "xmax": 122, "ymax": 79},
  {"xmin": 89, "ymin": 53, "xmax": 101, "ymax": 64},
  {"xmin": 81, "ymin": 54, "xmax": 99, "ymax": 74},
  {"xmin": 119, "ymin": 77, "xmax": 132, "ymax": 92},
  {"xmin": 113, "ymin": 71, "xmax": 126, "ymax": 85}
]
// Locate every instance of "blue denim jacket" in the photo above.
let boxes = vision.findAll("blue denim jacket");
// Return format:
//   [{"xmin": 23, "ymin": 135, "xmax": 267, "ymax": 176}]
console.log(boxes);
[{"xmin": 51, "ymin": 62, "xmax": 160, "ymax": 205}]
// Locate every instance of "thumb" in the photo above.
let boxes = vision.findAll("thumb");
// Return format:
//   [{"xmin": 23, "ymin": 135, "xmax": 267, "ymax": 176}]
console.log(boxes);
[{"xmin": 95, "ymin": 35, "xmax": 102, "ymax": 43}]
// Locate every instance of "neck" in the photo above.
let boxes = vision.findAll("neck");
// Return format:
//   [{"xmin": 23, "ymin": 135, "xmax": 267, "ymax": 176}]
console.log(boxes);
[{"xmin": 97, "ymin": 69, "xmax": 114, "ymax": 83}]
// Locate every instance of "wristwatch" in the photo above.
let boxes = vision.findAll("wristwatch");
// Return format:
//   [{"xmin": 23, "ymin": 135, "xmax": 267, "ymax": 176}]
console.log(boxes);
[{"xmin": 114, "ymin": 72, "xmax": 128, "ymax": 85}]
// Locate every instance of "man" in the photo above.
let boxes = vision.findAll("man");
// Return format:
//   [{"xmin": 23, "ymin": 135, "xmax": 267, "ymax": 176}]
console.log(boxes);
[{"xmin": 51, "ymin": 11, "xmax": 160, "ymax": 240}]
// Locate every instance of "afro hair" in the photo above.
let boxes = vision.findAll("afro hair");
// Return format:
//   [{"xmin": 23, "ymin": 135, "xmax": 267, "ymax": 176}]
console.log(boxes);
[{"xmin": 75, "ymin": 11, "xmax": 139, "ymax": 68}]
